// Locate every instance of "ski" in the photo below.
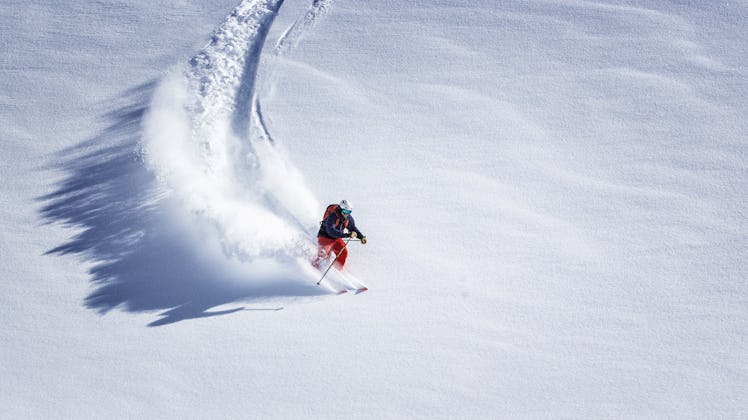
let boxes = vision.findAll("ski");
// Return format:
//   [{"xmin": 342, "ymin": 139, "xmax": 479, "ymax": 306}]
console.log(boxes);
[
  {"xmin": 338, "ymin": 286, "xmax": 368, "ymax": 294},
  {"xmin": 329, "ymin": 285, "xmax": 367, "ymax": 295},
  {"xmin": 305, "ymin": 258, "xmax": 367, "ymax": 295},
  {"xmin": 333, "ymin": 287, "xmax": 368, "ymax": 295}
]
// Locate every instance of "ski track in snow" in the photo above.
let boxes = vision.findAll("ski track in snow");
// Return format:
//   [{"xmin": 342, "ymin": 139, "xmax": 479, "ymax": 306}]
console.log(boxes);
[
  {"xmin": 143, "ymin": 0, "xmax": 320, "ymax": 261},
  {"xmin": 251, "ymin": 0, "xmax": 335, "ymax": 147},
  {"xmin": 274, "ymin": 0, "xmax": 334, "ymax": 55}
]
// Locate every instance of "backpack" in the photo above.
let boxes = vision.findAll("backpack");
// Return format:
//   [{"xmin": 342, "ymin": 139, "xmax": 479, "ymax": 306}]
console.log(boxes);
[{"xmin": 321, "ymin": 204, "xmax": 349, "ymax": 229}]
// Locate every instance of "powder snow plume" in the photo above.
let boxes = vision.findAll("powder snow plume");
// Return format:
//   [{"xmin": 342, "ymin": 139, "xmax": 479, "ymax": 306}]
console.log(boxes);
[{"xmin": 141, "ymin": 0, "xmax": 321, "ymax": 262}]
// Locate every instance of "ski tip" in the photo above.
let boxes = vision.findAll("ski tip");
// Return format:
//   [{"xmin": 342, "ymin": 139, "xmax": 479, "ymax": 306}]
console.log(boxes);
[
  {"xmin": 354, "ymin": 287, "xmax": 368, "ymax": 294},
  {"xmin": 336, "ymin": 290, "xmax": 348, "ymax": 295}
]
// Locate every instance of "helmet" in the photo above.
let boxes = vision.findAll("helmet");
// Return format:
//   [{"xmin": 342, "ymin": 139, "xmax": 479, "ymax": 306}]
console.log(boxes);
[{"xmin": 339, "ymin": 199, "xmax": 353, "ymax": 214}]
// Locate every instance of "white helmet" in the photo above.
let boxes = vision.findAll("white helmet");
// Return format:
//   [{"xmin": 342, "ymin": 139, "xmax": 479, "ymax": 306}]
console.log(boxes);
[{"xmin": 339, "ymin": 199, "xmax": 353, "ymax": 212}]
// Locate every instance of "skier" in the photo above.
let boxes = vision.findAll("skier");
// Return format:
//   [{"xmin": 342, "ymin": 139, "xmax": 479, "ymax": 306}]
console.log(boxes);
[{"xmin": 314, "ymin": 199, "xmax": 367, "ymax": 270}]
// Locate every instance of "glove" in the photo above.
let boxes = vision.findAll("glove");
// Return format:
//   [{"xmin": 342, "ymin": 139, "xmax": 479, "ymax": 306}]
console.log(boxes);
[
  {"xmin": 360, "ymin": 237, "xmax": 367, "ymax": 245},
  {"xmin": 350, "ymin": 231, "xmax": 358, "ymax": 239}
]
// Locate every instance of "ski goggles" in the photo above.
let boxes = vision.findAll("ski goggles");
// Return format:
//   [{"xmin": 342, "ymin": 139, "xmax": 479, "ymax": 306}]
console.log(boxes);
[{"xmin": 341, "ymin": 209, "xmax": 352, "ymax": 215}]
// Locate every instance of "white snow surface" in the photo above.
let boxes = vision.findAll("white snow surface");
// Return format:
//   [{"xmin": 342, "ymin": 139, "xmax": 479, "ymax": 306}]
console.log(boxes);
[{"xmin": 2, "ymin": 0, "xmax": 746, "ymax": 418}]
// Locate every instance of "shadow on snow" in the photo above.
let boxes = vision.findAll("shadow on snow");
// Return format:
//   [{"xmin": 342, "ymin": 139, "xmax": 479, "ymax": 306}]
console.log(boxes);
[{"xmin": 38, "ymin": 82, "xmax": 324, "ymax": 327}]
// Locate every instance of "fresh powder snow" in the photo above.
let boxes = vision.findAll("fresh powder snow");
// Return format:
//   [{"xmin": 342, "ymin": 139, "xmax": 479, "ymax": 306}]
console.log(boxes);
[{"xmin": 1, "ymin": 0, "xmax": 746, "ymax": 418}]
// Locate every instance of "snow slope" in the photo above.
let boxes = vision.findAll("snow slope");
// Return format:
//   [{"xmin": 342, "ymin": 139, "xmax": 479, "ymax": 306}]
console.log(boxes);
[{"xmin": 1, "ymin": 0, "xmax": 746, "ymax": 418}]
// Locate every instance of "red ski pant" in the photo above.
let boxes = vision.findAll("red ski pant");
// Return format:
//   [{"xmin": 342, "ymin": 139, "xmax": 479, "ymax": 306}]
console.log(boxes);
[{"xmin": 317, "ymin": 237, "xmax": 348, "ymax": 269}]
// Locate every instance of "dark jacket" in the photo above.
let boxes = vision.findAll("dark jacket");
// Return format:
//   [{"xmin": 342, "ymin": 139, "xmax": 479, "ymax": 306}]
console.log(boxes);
[{"xmin": 318, "ymin": 207, "xmax": 364, "ymax": 240}]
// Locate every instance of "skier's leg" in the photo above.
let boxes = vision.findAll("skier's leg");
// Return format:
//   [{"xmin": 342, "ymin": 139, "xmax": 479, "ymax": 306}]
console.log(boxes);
[
  {"xmin": 332, "ymin": 238, "xmax": 348, "ymax": 269},
  {"xmin": 314, "ymin": 237, "xmax": 334, "ymax": 268}
]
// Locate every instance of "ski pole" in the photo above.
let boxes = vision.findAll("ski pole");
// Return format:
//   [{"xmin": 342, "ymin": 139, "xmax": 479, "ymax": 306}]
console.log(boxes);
[{"xmin": 317, "ymin": 237, "xmax": 351, "ymax": 285}]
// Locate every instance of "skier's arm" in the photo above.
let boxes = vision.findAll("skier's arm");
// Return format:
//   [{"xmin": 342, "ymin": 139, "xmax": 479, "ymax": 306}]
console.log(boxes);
[{"xmin": 347, "ymin": 216, "xmax": 365, "ymax": 239}]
